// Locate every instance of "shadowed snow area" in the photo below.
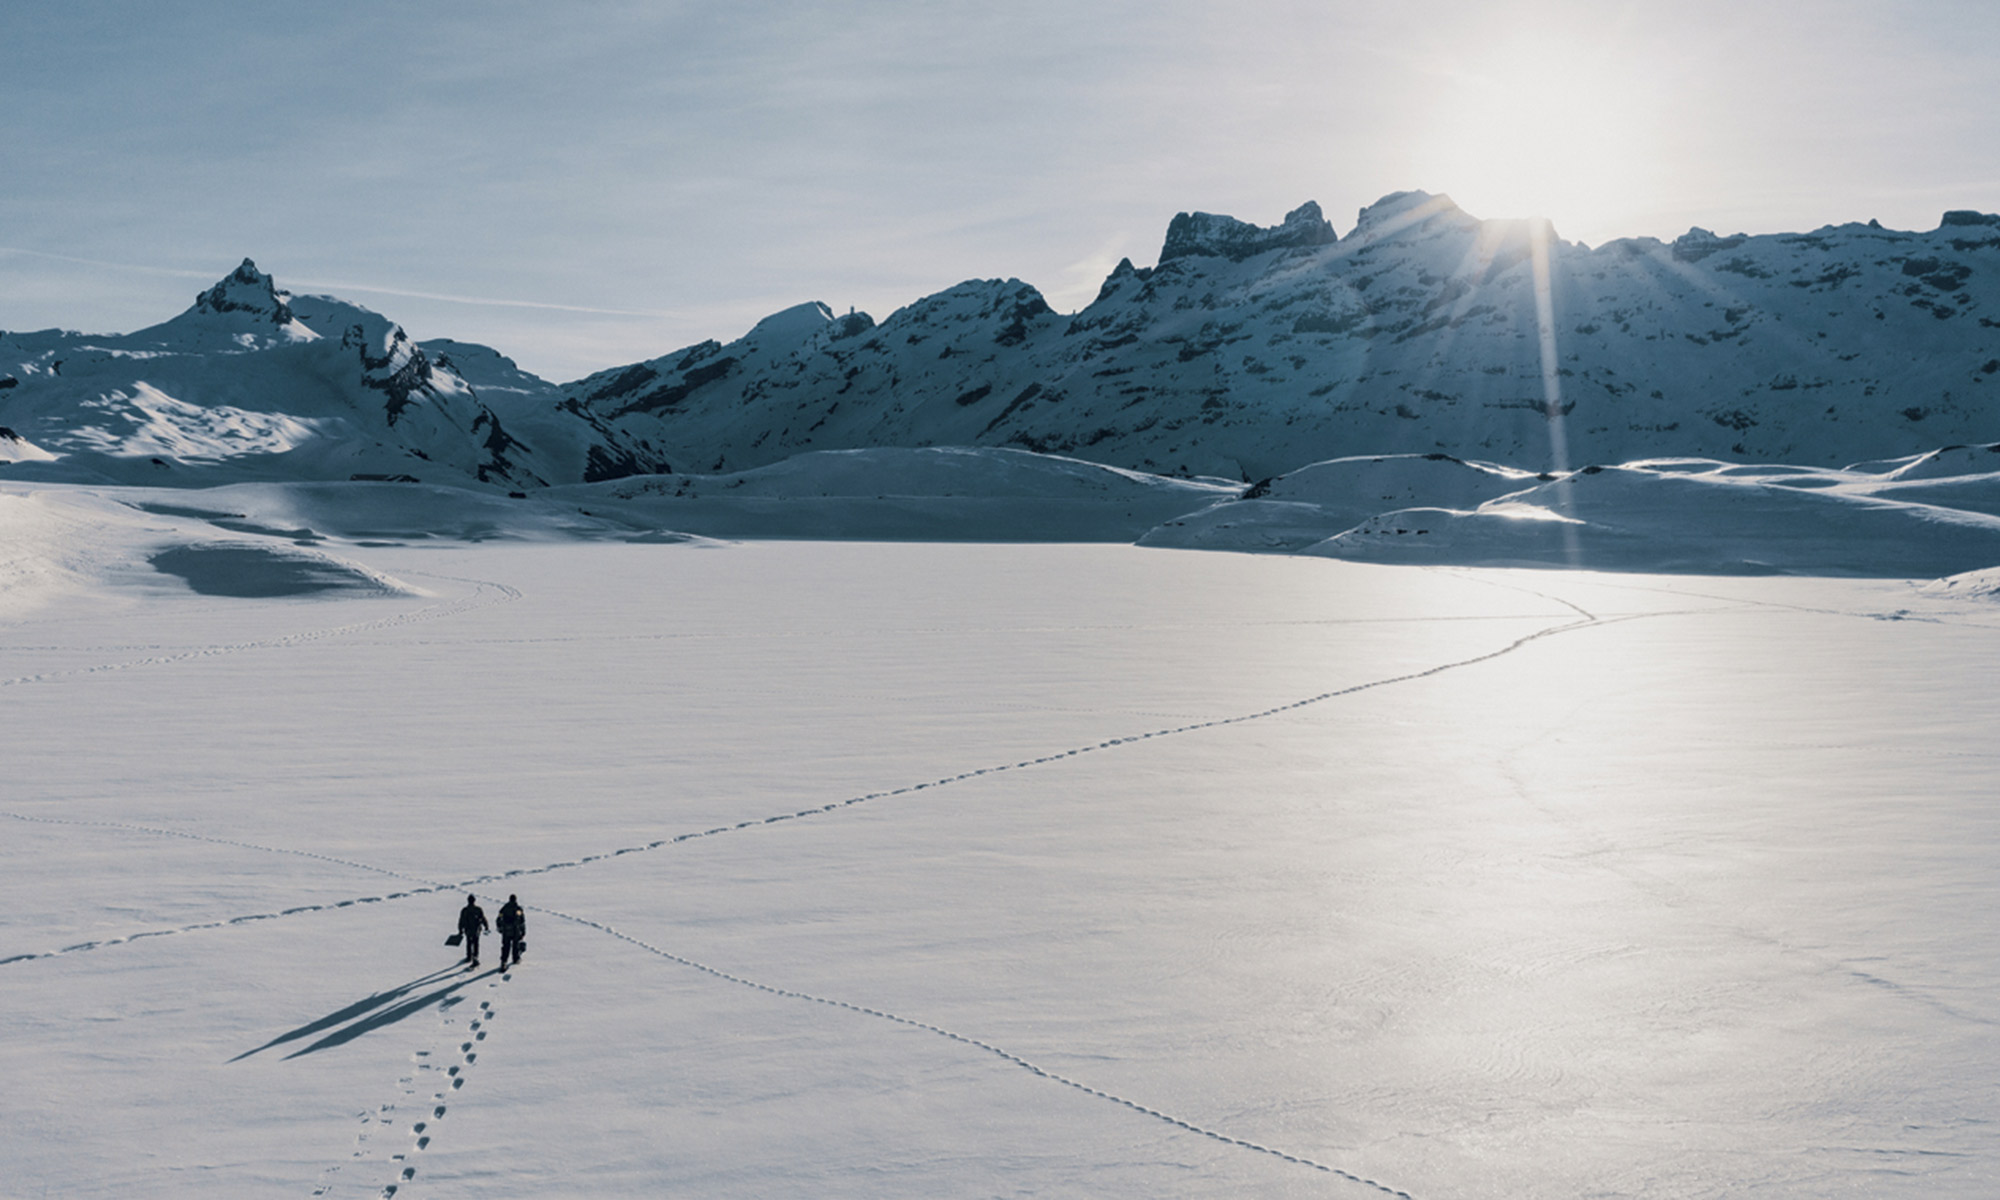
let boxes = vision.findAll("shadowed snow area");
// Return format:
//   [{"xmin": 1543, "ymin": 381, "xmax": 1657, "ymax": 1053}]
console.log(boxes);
[
  {"xmin": 149, "ymin": 544, "xmax": 402, "ymax": 598},
  {"xmin": 14, "ymin": 439, "xmax": 2000, "ymax": 576}
]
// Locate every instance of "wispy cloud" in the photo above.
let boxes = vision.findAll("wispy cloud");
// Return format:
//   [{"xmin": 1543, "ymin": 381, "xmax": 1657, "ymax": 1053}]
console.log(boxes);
[
  {"xmin": 0, "ymin": 246, "xmax": 682, "ymax": 320},
  {"xmin": 286, "ymin": 279, "xmax": 684, "ymax": 320},
  {"xmin": 0, "ymin": 245, "xmax": 215, "ymax": 279}
]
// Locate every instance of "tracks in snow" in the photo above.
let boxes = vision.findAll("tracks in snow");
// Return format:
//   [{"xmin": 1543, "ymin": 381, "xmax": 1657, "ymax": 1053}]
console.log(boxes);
[
  {"xmin": 0, "ymin": 571, "xmax": 519, "ymax": 689},
  {"xmin": 3, "ymin": 605, "xmax": 1609, "ymax": 968},
  {"xmin": 0, "ymin": 812, "xmax": 453, "ymax": 966},
  {"xmin": 543, "ymin": 903, "xmax": 1413, "ymax": 1198},
  {"xmin": 457, "ymin": 607, "xmax": 1607, "ymax": 891},
  {"xmin": 1, "ymin": 577, "xmax": 1626, "ymax": 1197},
  {"xmin": 6, "ymin": 601, "xmax": 1621, "ymax": 1197},
  {"xmin": 308, "ymin": 977, "xmax": 505, "ymax": 1199}
]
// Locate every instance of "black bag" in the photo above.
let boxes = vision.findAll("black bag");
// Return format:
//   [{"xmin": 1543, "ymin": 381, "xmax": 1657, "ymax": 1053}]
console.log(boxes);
[
  {"xmin": 515, "ymin": 939, "xmax": 526, "ymax": 957},
  {"xmin": 445, "ymin": 932, "xmax": 463, "ymax": 947}
]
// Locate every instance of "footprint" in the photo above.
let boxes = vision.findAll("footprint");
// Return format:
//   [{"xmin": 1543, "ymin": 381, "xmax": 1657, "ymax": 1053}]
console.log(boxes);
[
  {"xmin": 464, "ymin": 1052, "xmax": 476, "ymax": 1064},
  {"xmin": 416, "ymin": 1136, "xmax": 429, "ymax": 1150},
  {"xmin": 433, "ymin": 1105, "xmax": 446, "ymax": 1119},
  {"xmin": 475, "ymin": 1031, "xmax": 486, "ymax": 1041}
]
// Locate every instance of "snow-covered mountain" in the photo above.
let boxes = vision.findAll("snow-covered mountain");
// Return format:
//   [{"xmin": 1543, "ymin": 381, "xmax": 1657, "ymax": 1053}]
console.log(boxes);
[
  {"xmin": 7, "ymin": 193, "xmax": 2000, "ymax": 491},
  {"xmin": 566, "ymin": 193, "xmax": 2000, "ymax": 481},
  {"xmin": 0, "ymin": 261, "xmax": 663, "ymax": 489}
]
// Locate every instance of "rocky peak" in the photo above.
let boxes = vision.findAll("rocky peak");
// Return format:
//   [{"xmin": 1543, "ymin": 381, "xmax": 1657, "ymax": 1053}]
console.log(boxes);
[
  {"xmin": 1348, "ymin": 191, "xmax": 1473, "ymax": 240},
  {"xmin": 1671, "ymin": 227, "xmax": 1751, "ymax": 263},
  {"xmin": 193, "ymin": 258, "xmax": 296, "ymax": 325},
  {"xmin": 1158, "ymin": 201, "xmax": 1338, "ymax": 264},
  {"xmin": 747, "ymin": 301, "xmax": 836, "ymax": 347},
  {"xmin": 1093, "ymin": 256, "xmax": 1155, "ymax": 304}
]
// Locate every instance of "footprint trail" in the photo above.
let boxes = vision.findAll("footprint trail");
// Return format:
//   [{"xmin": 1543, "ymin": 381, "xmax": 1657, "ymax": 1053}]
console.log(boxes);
[{"xmin": 541, "ymin": 903, "xmax": 1414, "ymax": 1198}]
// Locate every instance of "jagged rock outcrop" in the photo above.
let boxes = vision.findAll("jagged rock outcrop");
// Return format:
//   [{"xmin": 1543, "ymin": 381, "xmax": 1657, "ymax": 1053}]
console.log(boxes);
[{"xmin": 1159, "ymin": 201, "xmax": 1339, "ymax": 263}]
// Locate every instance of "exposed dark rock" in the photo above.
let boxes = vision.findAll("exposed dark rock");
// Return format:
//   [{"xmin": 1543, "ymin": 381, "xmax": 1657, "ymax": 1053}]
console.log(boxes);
[
  {"xmin": 1159, "ymin": 202, "xmax": 1338, "ymax": 264},
  {"xmin": 830, "ymin": 312, "xmax": 876, "ymax": 340},
  {"xmin": 609, "ymin": 356, "xmax": 740, "ymax": 419},
  {"xmin": 1672, "ymin": 228, "xmax": 1750, "ymax": 263},
  {"xmin": 195, "ymin": 259, "xmax": 296, "ymax": 323}
]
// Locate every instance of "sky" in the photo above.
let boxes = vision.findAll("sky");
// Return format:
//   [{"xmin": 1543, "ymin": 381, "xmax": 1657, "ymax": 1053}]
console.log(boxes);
[{"xmin": 5, "ymin": 0, "xmax": 2000, "ymax": 383}]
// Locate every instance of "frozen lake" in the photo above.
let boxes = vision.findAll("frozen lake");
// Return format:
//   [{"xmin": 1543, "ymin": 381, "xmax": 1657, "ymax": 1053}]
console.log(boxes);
[{"xmin": 4, "ymin": 540, "xmax": 1998, "ymax": 1198}]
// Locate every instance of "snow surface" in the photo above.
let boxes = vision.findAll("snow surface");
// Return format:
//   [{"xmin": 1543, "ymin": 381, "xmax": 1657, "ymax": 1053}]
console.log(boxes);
[{"xmin": 5, "ymin": 491, "xmax": 2000, "ymax": 1197}]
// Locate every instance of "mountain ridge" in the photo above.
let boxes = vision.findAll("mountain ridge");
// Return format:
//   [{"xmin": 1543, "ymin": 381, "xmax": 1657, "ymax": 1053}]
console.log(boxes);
[{"xmin": 5, "ymin": 191, "xmax": 1999, "ymax": 489}]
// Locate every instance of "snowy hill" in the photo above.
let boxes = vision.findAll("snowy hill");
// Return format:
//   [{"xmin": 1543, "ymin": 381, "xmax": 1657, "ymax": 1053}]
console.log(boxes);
[
  {"xmin": 565, "ymin": 194, "xmax": 2000, "ymax": 480},
  {"xmin": 1140, "ymin": 448, "xmax": 2000, "ymax": 577}
]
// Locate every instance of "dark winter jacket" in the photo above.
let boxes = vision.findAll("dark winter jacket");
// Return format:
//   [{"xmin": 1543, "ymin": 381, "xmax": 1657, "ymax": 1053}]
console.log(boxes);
[{"xmin": 458, "ymin": 902, "xmax": 489, "ymax": 936}]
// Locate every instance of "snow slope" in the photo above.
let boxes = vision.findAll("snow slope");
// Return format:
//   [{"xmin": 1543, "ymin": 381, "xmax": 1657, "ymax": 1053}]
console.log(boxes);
[
  {"xmin": 560, "ymin": 445, "xmax": 1239, "ymax": 541},
  {"xmin": 4, "ymin": 538, "xmax": 1998, "ymax": 1198}
]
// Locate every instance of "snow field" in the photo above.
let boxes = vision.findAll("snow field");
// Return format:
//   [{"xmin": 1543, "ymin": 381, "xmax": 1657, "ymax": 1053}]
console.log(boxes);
[{"xmin": 4, "ymin": 541, "xmax": 1998, "ymax": 1197}]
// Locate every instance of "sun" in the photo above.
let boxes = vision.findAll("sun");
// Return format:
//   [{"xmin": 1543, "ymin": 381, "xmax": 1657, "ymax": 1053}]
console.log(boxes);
[{"xmin": 1408, "ymin": 28, "xmax": 1670, "ymax": 245}]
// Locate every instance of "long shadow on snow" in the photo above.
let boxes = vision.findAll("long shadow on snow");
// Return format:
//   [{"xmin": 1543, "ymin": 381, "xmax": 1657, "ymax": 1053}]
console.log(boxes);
[{"xmin": 231, "ymin": 965, "xmax": 475, "ymax": 1061}]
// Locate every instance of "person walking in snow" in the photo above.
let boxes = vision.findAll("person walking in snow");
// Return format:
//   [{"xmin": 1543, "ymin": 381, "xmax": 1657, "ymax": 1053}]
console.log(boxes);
[
  {"xmin": 457, "ymin": 895, "xmax": 489, "ymax": 968},
  {"xmin": 496, "ymin": 894, "xmax": 526, "ymax": 970}
]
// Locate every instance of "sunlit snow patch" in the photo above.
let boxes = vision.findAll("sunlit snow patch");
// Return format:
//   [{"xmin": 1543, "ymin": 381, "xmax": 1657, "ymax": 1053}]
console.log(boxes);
[
  {"xmin": 0, "ymin": 425, "xmax": 59, "ymax": 464},
  {"xmin": 1919, "ymin": 565, "xmax": 2000, "ymax": 601},
  {"xmin": 61, "ymin": 382, "xmax": 325, "ymax": 461}
]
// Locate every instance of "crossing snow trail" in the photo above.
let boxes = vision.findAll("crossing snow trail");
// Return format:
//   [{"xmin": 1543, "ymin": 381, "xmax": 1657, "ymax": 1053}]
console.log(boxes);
[
  {"xmin": 1, "ymin": 602, "xmax": 1610, "ymax": 968},
  {"xmin": 10, "ymin": 560, "xmax": 1990, "ymax": 1195},
  {"xmin": 0, "ymin": 583, "xmax": 1626, "ymax": 1196},
  {"xmin": 0, "ymin": 812, "xmax": 458, "ymax": 965},
  {"xmin": 0, "ymin": 583, "xmax": 1620, "ymax": 1198}
]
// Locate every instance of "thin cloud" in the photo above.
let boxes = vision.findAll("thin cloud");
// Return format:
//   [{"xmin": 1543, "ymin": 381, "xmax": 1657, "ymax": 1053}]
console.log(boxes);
[
  {"xmin": 0, "ymin": 245, "xmax": 216, "ymax": 279},
  {"xmin": 288, "ymin": 279, "xmax": 685, "ymax": 320},
  {"xmin": 0, "ymin": 246, "xmax": 681, "ymax": 320}
]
